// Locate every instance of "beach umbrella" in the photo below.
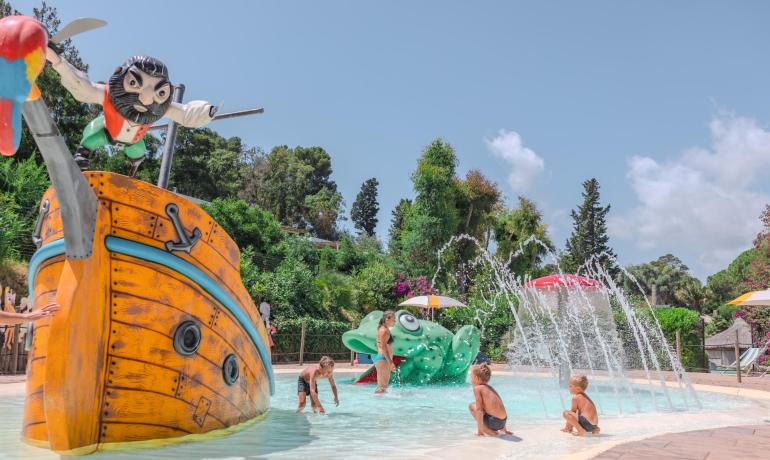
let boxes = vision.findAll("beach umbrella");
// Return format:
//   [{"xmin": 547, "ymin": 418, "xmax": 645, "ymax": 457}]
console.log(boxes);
[
  {"xmin": 399, "ymin": 295, "xmax": 466, "ymax": 320},
  {"xmin": 728, "ymin": 289, "xmax": 770, "ymax": 306}
]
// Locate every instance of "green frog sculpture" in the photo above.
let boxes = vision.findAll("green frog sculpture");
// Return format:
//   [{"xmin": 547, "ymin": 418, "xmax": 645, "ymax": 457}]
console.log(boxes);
[{"xmin": 343, "ymin": 310, "xmax": 481, "ymax": 385}]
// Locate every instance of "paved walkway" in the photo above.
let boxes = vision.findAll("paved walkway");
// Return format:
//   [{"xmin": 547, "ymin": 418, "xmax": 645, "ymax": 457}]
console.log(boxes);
[{"xmin": 592, "ymin": 424, "xmax": 770, "ymax": 459}]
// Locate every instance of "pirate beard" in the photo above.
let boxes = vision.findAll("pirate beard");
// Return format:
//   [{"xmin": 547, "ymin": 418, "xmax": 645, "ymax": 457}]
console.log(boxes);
[{"xmin": 108, "ymin": 72, "xmax": 172, "ymax": 125}]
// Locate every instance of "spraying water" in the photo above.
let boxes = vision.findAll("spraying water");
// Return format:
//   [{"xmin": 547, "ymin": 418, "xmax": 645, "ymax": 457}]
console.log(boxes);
[{"xmin": 432, "ymin": 234, "xmax": 700, "ymax": 418}]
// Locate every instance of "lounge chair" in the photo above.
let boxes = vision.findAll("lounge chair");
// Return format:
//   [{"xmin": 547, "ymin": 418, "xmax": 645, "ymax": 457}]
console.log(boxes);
[{"xmin": 718, "ymin": 343, "xmax": 768, "ymax": 375}]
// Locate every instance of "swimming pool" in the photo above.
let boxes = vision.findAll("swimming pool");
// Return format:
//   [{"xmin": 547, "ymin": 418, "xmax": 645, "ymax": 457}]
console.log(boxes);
[{"xmin": 0, "ymin": 372, "xmax": 762, "ymax": 459}]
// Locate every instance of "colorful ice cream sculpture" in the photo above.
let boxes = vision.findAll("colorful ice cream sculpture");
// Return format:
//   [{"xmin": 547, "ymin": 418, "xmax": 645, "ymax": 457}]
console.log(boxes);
[{"xmin": 0, "ymin": 15, "xmax": 47, "ymax": 156}]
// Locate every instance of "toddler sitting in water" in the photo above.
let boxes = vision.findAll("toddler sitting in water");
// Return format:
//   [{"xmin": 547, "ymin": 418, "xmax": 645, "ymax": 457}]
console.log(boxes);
[
  {"xmin": 468, "ymin": 363, "xmax": 513, "ymax": 436},
  {"xmin": 561, "ymin": 374, "xmax": 600, "ymax": 436},
  {"xmin": 297, "ymin": 356, "xmax": 339, "ymax": 414}
]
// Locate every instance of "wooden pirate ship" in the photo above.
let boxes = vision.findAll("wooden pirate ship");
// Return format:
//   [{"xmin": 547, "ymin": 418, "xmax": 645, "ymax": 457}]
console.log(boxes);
[
  {"xmin": 22, "ymin": 168, "xmax": 274, "ymax": 454},
  {"xmin": 0, "ymin": 16, "xmax": 274, "ymax": 454}
]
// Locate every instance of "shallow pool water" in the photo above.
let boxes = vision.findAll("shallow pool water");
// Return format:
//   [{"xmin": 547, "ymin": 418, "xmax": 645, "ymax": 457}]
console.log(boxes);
[{"xmin": 0, "ymin": 373, "xmax": 754, "ymax": 459}]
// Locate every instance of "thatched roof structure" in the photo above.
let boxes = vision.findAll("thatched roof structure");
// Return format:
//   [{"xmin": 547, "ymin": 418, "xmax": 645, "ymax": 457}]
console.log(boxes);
[{"xmin": 705, "ymin": 317, "xmax": 752, "ymax": 348}]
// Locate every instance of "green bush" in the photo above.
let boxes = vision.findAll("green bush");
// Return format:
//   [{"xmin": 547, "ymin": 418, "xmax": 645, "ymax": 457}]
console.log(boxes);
[
  {"xmin": 440, "ymin": 304, "xmax": 513, "ymax": 362},
  {"xmin": 636, "ymin": 306, "xmax": 704, "ymax": 370},
  {"xmin": 0, "ymin": 195, "xmax": 25, "ymax": 262},
  {"xmin": 315, "ymin": 271, "xmax": 356, "ymax": 321},
  {"xmin": 259, "ymin": 256, "xmax": 321, "ymax": 319},
  {"xmin": 203, "ymin": 198, "xmax": 284, "ymax": 266},
  {"xmin": 352, "ymin": 261, "xmax": 396, "ymax": 312}
]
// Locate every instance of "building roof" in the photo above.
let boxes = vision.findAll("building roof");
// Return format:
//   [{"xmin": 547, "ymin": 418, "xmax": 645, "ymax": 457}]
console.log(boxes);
[{"xmin": 704, "ymin": 317, "xmax": 753, "ymax": 348}]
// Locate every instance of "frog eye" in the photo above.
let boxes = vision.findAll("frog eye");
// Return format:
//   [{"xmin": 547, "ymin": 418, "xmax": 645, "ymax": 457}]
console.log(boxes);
[{"xmin": 399, "ymin": 313, "xmax": 420, "ymax": 332}]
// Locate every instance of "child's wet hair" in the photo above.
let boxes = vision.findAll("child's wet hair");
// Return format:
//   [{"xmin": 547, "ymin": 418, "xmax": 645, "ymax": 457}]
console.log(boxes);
[
  {"xmin": 319, "ymin": 356, "xmax": 335, "ymax": 369},
  {"xmin": 471, "ymin": 363, "xmax": 492, "ymax": 383},
  {"xmin": 570, "ymin": 374, "xmax": 588, "ymax": 390}
]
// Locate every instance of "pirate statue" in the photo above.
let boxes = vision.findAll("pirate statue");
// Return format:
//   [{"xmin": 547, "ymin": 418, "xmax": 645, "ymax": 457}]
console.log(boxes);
[{"xmin": 45, "ymin": 46, "xmax": 217, "ymax": 173}]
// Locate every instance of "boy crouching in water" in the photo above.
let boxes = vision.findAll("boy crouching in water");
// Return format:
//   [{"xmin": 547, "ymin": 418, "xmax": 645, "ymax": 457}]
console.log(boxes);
[
  {"xmin": 297, "ymin": 356, "xmax": 339, "ymax": 414},
  {"xmin": 561, "ymin": 374, "xmax": 600, "ymax": 436},
  {"xmin": 468, "ymin": 363, "xmax": 513, "ymax": 436}
]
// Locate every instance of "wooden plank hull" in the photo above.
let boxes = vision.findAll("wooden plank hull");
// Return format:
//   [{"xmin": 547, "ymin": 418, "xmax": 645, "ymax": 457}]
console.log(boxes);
[{"xmin": 23, "ymin": 172, "xmax": 273, "ymax": 454}]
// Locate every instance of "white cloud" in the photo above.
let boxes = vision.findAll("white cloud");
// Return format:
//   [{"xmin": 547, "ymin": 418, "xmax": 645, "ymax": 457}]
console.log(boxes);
[
  {"xmin": 486, "ymin": 130, "xmax": 545, "ymax": 193},
  {"xmin": 610, "ymin": 114, "xmax": 770, "ymax": 276}
]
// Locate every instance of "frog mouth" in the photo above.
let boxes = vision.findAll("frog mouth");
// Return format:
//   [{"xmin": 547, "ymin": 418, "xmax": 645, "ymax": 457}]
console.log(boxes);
[{"xmin": 353, "ymin": 356, "xmax": 405, "ymax": 384}]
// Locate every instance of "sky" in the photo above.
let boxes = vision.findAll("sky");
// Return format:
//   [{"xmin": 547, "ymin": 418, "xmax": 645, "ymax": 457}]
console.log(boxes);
[{"xmin": 11, "ymin": 0, "xmax": 770, "ymax": 280}]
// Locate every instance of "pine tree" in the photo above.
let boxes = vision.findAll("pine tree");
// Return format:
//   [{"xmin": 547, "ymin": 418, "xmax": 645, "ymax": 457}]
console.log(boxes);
[
  {"xmin": 563, "ymin": 178, "xmax": 619, "ymax": 277},
  {"xmin": 350, "ymin": 178, "xmax": 380, "ymax": 236}
]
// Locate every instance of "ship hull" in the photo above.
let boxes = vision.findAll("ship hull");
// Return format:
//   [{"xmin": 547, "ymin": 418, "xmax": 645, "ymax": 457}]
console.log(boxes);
[{"xmin": 22, "ymin": 172, "xmax": 273, "ymax": 454}]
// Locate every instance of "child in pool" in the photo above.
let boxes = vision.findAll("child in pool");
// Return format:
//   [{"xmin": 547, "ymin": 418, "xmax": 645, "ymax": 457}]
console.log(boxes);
[
  {"xmin": 561, "ymin": 374, "xmax": 600, "ymax": 436},
  {"xmin": 297, "ymin": 356, "xmax": 339, "ymax": 414},
  {"xmin": 468, "ymin": 363, "xmax": 513, "ymax": 436}
]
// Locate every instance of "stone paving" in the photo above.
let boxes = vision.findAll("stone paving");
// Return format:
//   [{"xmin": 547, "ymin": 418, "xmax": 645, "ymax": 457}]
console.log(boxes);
[{"xmin": 592, "ymin": 424, "xmax": 770, "ymax": 459}]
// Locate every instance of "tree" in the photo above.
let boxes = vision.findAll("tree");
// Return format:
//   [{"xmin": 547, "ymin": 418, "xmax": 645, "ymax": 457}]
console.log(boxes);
[
  {"xmin": 494, "ymin": 197, "xmax": 554, "ymax": 277},
  {"xmin": 398, "ymin": 139, "xmax": 460, "ymax": 274},
  {"xmin": 563, "ymin": 178, "xmax": 618, "ymax": 277},
  {"xmin": 742, "ymin": 204, "xmax": 770, "ymax": 291},
  {"xmin": 352, "ymin": 261, "xmax": 396, "ymax": 312},
  {"xmin": 167, "ymin": 128, "xmax": 246, "ymax": 201},
  {"xmin": 246, "ymin": 145, "xmax": 343, "ymax": 239},
  {"xmin": 202, "ymin": 198, "xmax": 284, "ymax": 262},
  {"xmin": 623, "ymin": 254, "xmax": 696, "ymax": 306},
  {"xmin": 454, "ymin": 170, "xmax": 501, "ymax": 243},
  {"xmin": 304, "ymin": 186, "xmax": 344, "ymax": 241},
  {"xmin": 706, "ymin": 248, "xmax": 756, "ymax": 311},
  {"xmin": 350, "ymin": 178, "xmax": 379, "ymax": 236},
  {"xmin": 387, "ymin": 198, "xmax": 411, "ymax": 258}
]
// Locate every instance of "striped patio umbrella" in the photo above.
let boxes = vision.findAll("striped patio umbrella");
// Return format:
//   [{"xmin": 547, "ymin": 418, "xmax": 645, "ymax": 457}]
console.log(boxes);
[{"xmin": 729, "ymin": 289, "xmax": 770, "ymax": 306}]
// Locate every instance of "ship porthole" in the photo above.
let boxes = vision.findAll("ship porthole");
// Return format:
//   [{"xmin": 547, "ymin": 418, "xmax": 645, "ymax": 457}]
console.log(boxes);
[
  {"xmin": 173, "ymin": 321, "xmax": 201, "ymax": 356},
  {"xmin": 222, "ymin": 354, "xmax": 239, "ymax": 385}
]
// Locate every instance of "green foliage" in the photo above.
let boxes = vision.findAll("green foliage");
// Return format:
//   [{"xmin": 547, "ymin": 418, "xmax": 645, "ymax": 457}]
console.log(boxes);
[
  {"xmin": 387, "ymin": 198, "xmax": 411, "ymax": 259},
  {"xmin": 623, "ymin": 254, "xmax": 704, "ymax": 310},
  {"xmin": 0, "ymin": 157, "xmax": 50, "ymax": 259},
  {"xmin": 563, "ymin": 178, "xmax": 618, "ymax": 277},
  {"xmin": 352, "ymin": 261, "xmax": 396, "ymax": 312},
  {"xmin": 398, "ymin": 139, "xmax": 460, "ymax": 274},
  {"xmin": 239, "ymin": 246, "xmax": 266, "ymax": 301},
  {"xmin": 351, "ymin": 178, "xmax": 380, "ymax": 236},
  {"xmin": 259, "ymin": 255, "xmax": 320, "ymax": 319},
  {"xmin": 315, "ymin": 271, "xmax": 356, "ymax": 321},
  {"xmin": 168, "ymin": 128, "xmax": 247, "ymax": 201},
  {"xmin": 245, "ymin": 145, "xmax": 343, "ymax": 239},
  {"xmin": 741, "ymin": 204, "xmax": 770, "ymax": 291},
  {"xmin": 304, "ymin": 186, "xmax": 344, "ymax": 240},
  {"xmin": 0, "ymin": 195, "xmax": 25, "ymax": 261},
  {"xmin": 276, "ymin": 236, "xmax": 320, "ymax": 270},
  {"xmin": 455, "ymin": 170, "xmax": 501, "ymax": 241},
  {"xmin": 494, "ymin": 196, "xmax": 554, "ymax": 277},
  {"xmin": 642, "ymin": 306, "xmax": 703, "ymax": 370},
  {"xmin": 705, "ymin": 304, "xmax": 738, "ymax": 337},
  {"xmin": 335, "ymin": 233, "xmax": 382, "ymax": 274},
  {"xmin": 202, "ymin": 198, "xmax": 283, "ymax": 263},
  {"xmin": 706, "ymin": 249, "xmax": 756, "ymax": 310}
]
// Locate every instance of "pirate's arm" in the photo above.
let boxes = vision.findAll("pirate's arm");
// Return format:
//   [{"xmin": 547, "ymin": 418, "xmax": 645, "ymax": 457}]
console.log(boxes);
[
  {"xmin": 45, "ymin": 47, "xmax": 104, "ymax": 105},
  {"xmin": 165, "ymin": 101, "xmax": 217, "ymax": 128}
]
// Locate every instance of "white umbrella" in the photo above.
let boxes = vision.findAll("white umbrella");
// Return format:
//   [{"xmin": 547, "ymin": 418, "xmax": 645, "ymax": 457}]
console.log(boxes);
[
  {"xmin": 729, "ymin": 289, "xmax": 770, "ymax": 306},
  {"xmin": 399, "ymin": 295, "xmax": 466, "ymax": 320}
]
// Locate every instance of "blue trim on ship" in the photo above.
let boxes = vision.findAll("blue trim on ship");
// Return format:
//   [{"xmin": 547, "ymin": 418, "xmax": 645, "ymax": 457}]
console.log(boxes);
[{"xmin": 28, "ymin": 237, "xmax": 275, "ymax": 395}]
